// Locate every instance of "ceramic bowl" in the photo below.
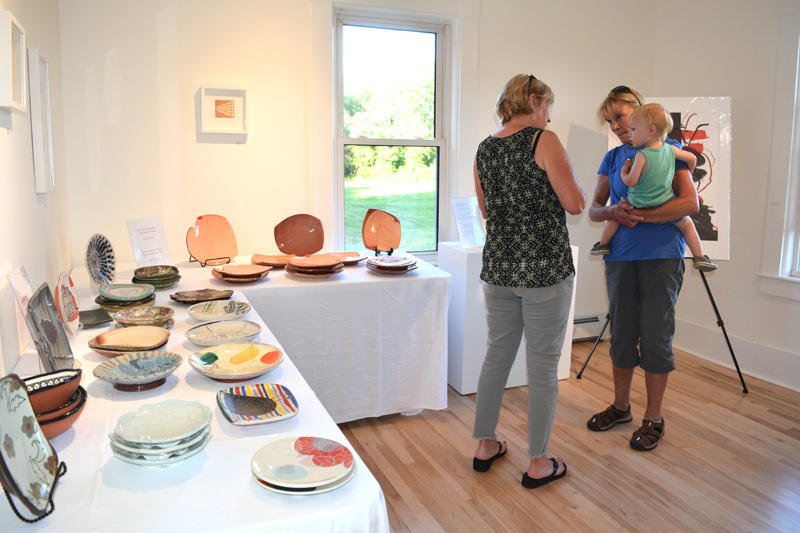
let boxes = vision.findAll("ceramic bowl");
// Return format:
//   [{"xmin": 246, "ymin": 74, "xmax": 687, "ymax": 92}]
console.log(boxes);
[
  {"xmin": 185, "ymin": 320, "xmax": 261, "ymax": 346},
  {"xmin": 113, "ymin": 306, "xmax": 175, "ymax": 327},
  {"xmin": 133, "ymin": 265, "xmax": 180, "ymax": 281},
  {"xmin": 24, "ymin": 368, "xmax": 83, "ymax": 413},
  {"xmin": 39, "ymin": 389, "xmax": 88, "ymax": 439},
  {"xmin": 93, "ymin": 351, "xmax": 183, "ymax": 392},
  {"xmin": 35, "ymin": 386, "xmax": 86, "ymax": 422}
]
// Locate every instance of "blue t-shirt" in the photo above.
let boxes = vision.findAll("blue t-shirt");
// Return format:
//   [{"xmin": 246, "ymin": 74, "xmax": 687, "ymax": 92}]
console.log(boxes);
[{"xmin": 598, "ymin": 139, "xmax": 687, "ymax": 261}]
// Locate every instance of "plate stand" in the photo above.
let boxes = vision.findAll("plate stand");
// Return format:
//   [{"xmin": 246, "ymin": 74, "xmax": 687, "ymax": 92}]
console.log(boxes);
[
  {"xmin": 189, "ymin": 254, "xmax": 232, "ymax": 267},
  {"xmin": 3, "ymin": 462, "xmax": 67, "ymax": 523},
  {"xmin": 373, "ymin": 248, "xmax": 394, "ymax": 257}
]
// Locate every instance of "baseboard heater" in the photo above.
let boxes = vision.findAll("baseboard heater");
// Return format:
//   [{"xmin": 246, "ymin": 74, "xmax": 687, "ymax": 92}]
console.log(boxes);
[{"xmin": 572, "ymin": 313, "xmax": 608, "ymax": 341}]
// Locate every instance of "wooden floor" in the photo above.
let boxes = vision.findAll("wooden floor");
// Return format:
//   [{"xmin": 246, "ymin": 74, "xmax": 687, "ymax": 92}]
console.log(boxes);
[{"xmin": 340, "ymin": 341, "xmax": 800, "ymax": 532}]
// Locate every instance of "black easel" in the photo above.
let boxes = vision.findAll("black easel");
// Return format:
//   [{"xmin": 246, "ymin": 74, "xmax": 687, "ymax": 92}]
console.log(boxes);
[{"xmin": 576, "ymin": 271, "xmax": 748, "ymax": 393}]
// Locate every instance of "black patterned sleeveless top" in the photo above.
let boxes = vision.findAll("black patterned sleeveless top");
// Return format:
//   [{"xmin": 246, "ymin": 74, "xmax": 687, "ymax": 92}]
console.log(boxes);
[{"xmin": 476, "ymin": 127, "xmax": 574, "ymax": 288}]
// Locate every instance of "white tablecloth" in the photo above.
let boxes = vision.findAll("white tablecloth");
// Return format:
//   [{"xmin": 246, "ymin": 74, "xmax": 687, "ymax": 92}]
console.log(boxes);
[
  {"xmin": 74, "ymin": 254, "xmax": 451, "ymax": 423},
  {"xmin": 4, "ymin": 289, "xmax": 390, "ymax": 532}
]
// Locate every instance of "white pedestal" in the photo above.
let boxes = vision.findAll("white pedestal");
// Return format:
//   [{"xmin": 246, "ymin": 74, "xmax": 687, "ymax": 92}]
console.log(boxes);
[{"xmin": 438, "ymin": 242, "xmax": 577, "ymax": 395}]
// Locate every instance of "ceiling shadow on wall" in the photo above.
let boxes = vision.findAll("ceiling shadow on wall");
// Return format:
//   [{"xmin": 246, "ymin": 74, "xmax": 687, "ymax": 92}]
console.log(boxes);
[
  {"xmin": 0, "ymin": 110, "xmax": 12, "ymax": 130},
  {"xmin": 566, "ymin": 122, "xmax": 609, "ymax": 230},
  {"xmin": 194, "ymin": 88, "xmax": 247, "ymax": 145}
]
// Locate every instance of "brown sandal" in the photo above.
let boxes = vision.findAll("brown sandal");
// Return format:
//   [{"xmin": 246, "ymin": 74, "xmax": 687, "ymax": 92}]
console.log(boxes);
[
  {"xmin": 587, "ymin": 404, "xmax": 632, "ymax": 431},
  {"xmin": 630, "ymin": 418, "xmax": 665, "ymax": 451}
]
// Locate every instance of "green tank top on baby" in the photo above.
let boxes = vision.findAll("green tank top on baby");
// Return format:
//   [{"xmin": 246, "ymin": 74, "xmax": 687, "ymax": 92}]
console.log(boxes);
[{"xmin": 627, "ymin": 145, "xmax": 676, "ymax": 208}]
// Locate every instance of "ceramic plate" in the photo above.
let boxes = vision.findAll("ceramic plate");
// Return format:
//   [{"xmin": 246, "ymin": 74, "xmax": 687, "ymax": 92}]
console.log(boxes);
[
  {"xmin": 27, "ymin": 283, "xmax": 75, "ymax": 373},
  {"xmin": 284, "ymin": 265, "xmax": 344, "ymax": 280},
  {"xmin": 187, "ymin": 300, "xmax": 251, "ymax": 322},
  {"xmin": 366, "ymin": 263, "xmax": 418, "ymax": 276},
  {"xmin": 133, "ymin": 265, "xmax": 180, "ymax": 281},
  {"xmin": 329, "ymin": 253, "xmax": 367, "ymax": 266},
  {"xmin": 212, "ymin": 264, "xmax": 271, "ymax": 278},
  {"xmin": 185, "ymin": 320, "xmax": 261, "ymax": 346},
  {"xmin": 210, "ymin": 269, "xmax": 269, "ymax": 284},
  {"xmin": 114, "ymin": 400, "xmax": 212, "ymax": 444},
  {"xmin": 93, "ymin": 351, "xmax": 182, "ymax": 391},
  {"xmin": 251, "ymin": 254, "xmax": 294, "ymax": 269},
  {"xmin": 362, "ymin": 209, "xmax": 401, "ymax": 253},
  {"xmin": 274, "ymin": 214, "xmax": 324, "ymax": 256},
  {"xmin": 251, "ymin": 463, "xmax": 357, "ymax": 495},
  {"xmin": 79, "ymin": 308, "xmax": 113, "ymax": 328},
  {"xmin": 108, "ymin": 425, "xmax": 210, "ymax": 455},
  {"xmin": 251, "ymin": 436, "xmax": 355, "ymax": 489},
  {"xmin": 111, "ymin": 432, "xmax": 211, "ymax": 468},
  {"xmin": 89, "ymin": 325, "xmax": 170, "ymax": 352},
  {"xmin": 115, "ymin": 318, "xmax": 174, "ymax": 330},
  {"xmin": 95, "ymin": 293, "xmax": 156, "ymax": 312},
  {"xmin": 85, "ymin": 233, "xmax": 116, "ymax": 285},
  {"xmin": 217, "ymin": 383, "xmax": 298, "ymax": 426},
  {"xmin": 188, "ymin": 342, "xmax": 283, "ymax": 382},
  {"xmin": 132, "ymin": 276, "xmax": 181, "ymax": 291},
  {"xmin": 186, "ymin": 214, "xmax": 238, "ymax": 267},
  {"xmin": 0, "ymin": 375, "xmax": 60, "ymax": 517},
  {"xmin": 170, "ymin": 289, "xmax": 233, "ymax": 304},
  {"xmin": 113, "ymin": 306, "xmax": 174, "ymax": 327},
  {"xmin": 98, "ymin": 283, "xmax": 155, "ymax": 302},
  {"xmin": 55, "ymin": 271, "xmax": 81, "ymax": 338},
  {"xmin": 366, "ymin": 256, "xmax": 417, "ymax": 268}
]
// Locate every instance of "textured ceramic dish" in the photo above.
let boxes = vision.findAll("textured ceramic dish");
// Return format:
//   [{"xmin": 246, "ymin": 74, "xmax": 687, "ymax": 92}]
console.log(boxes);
[
  {"xmin": 114, "ymin": 400, "xmax": 211, "ymax": 444},
  {"xmin": 287, "ymin": 254, "xmax": 343, "ymax": 269},
  {"xmin": 362, "ymin": 209, "xmax": 402, "ymax": 252},
  {"xmin": 251, "ymin": 463, "xmax": 357, "ymax": 495},
  {"xmin": 38, "ymin": 390, "xmax": 87, "ymax": 440},
  {"xmin": 115, "ymin": 318, "xmax": 174, "ymax": 330},
  {"xmin": 88, "ymin": 325, "xmax": 170, "ymax": 353},
  {"xmin": 188, "ymin": 342, "xmax": 283, "ymax": 382},
  {"xmin": 251, "ymin": 436, "xmax": 355, "ymax": 489},
  {"xmin": 24, "ymin": 368, "xmax": 83, "ymax": 413},
  {"xmin": 366, "ymin": 263, "xmax": 418, "ymax": 276},
  {"xmin": 285, "ymin": 264, "xmax": 344, "ymax": 280},
  {"xmin": 212, "ymin": 264, "xmax": 271, "ymax": 278},
  {"xmin": 27, "ymin": 283, "xmax": 75, "ymax": 373},
  {"xmin": 0, "ymin": 375, "xmax": 61, "ymax": 517},
  {"xmin": 35, "ymin": 386, "xmax": 86, "ymax": 422},
  {"xmin": 366, "ymin": 256, "xmax": 417, "ymax": 268},
  {"xmin": 110, "ymin": 432, "xmax": 211, "ymax": 468},
  {"xmin": 251, "ymin": 254, "xmax": 294, "ymax": 269},
  {"xmin": 108, "ymin": 425, "xmax": 210, "ymax": 455},
  {"xmin": 133, "ymin": 265, "xmax": 180, "ymax": 281},
  {"xmin": 92, "ymin": 351, "xmax": 182, "ymax": 392},
  {"xmin": 216, "ymin": 383, "xmax": 298, "ymax": 426},
  {"xmin": 95, "ymin": 293, "xmax": 156, "ymax": 312},
  {"xmin": 329, "ymin": 252, "xmax": 368, "ymax": 266},
  {"xmin": 185, "ymin": 320, "xmax": 261, "ymax": 346},
  {"xmin": 113, "ymin": 306, "xmax": 174, "ymax": 327},
  {"xmin": 55, "ymin": 271, "xmax": 81, "ymax": 338},
  {"xmin": 188, "ymin": 300, "xmax": 251, "ymax": 322},
  {"xmin": 170, "ymin": 289, "xmax": 233, "ymax": 304},
  {"xmin": 79, "ymin": 308, "xmax": 113, "ymax": 328},
  {"xmin": 85, "ymin": 233, "xmax": 116, "ymax": 285},
  {"xmin": 210, "ymin": 269, "xmax": 269, "ymax": 284},
  {"xmin": 186, "ymin": 214, "xmax": 238, "ymax": 267},
  {"xmin": 98, "ymin": 283, "xmax": 154, "ymax": 302},
  {"xmin": 274, "ymin": 214, "xmax": 324, "ymax": 256}
]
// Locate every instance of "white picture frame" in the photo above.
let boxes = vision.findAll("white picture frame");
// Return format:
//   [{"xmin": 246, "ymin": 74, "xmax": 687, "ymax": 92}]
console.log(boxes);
[
  {"xmin": 28, "ymin": 49, "xmax": 55, "ymax": 193},
  {"xmin": 0, "ymin": 11, "xmax": 26, "ymax": 113},
  {"xmin": 200, "ymin": 86, "xmax": 247, "ymax": 134}
]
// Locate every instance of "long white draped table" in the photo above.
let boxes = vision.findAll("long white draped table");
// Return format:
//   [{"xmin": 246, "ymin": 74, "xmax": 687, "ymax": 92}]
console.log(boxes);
[
  {"xmin": 75, "ymin": 253, "xmax": 451, "ymax": 424},
  {"xmin": 5, "ymin": 289, "xmax": 390, "ymax": 532}
]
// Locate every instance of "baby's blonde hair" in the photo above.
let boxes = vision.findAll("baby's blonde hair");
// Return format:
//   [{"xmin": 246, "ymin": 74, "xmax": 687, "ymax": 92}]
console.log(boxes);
[{"xmin": 631, "ymin": 103, "xmax": 673, "ymax": 141}]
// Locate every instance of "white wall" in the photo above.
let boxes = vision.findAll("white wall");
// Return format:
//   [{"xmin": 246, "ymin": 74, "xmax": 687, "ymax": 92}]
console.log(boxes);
[
  {"xmin": 0, "ymin": 0, "xmax": 70, "ymax": 375},
  {"xmin": 2, "ymin": 0, "xmax": 791, "ymax": 391}
]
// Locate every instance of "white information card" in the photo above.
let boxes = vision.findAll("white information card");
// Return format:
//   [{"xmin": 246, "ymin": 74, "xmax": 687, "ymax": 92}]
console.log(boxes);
[
  {"xmin": 126, "ymin": 216, "xmax": 173, "ymax": 267},
  {"xmin": 451, "ymin": 197, "xmax": 485, "ymax": 249}
]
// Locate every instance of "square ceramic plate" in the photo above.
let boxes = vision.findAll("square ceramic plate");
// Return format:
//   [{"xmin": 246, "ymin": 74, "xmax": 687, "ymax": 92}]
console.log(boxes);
[
  {"xmin": 216, "ymin": 383, "xmax": 298, "ymax": 425},
  {"xmin": 114, "ymin": 400, "xmax": 211, "ymax": 444}
]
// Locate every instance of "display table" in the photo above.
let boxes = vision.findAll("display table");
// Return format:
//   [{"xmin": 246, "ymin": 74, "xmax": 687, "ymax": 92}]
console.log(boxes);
[
  {"xmin": 5, "ymin": 290, "xmax": 389, "ymax": 532},
  {"xmin": 71, "ymin": 253, "xmax": 450, "ymax": 423},
  {"xmin": 438, "ymin": 242, "xmax": 577, "ymax": 395}
]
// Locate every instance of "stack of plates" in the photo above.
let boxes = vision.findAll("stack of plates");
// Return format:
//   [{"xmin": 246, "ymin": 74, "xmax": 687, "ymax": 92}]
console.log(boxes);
[
  {"xmin": 365, "ymin": 256, "xmax": 418, "ymax": 275},
  {"xmin": 251, "ymin": 436, "xmax": 356, "ymax": 495},
  {"xmin": 113, "ymin": 306, "xmax": 175, "ymax": 329},
  {"xmin": 132, "ymin": 265, "xmax": 181, "ymax": 291},
  {"xmin": 251, "ymin": 254, "xmax": 294, "ymax": 269},
  {"xmin": 95, "ymin": 283, "xmax": 156, "ymax": 312},
  {"xmin": 211, "ymin": 264, "xmax": 271, "ymax": 284},
  {"xmin": 110, "ymin": 400, "xmax": 212, "ymax": 467},
  {"xmin": 285, "ymin": 254, "xmax": 344, "ymax": 280},
  {"xmin": 88, "ymin": 326, "xmax": 170, "ymax": 357}
]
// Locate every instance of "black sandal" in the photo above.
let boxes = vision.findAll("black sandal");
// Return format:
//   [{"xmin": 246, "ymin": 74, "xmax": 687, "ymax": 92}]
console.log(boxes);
[
  {"xmin": 472, "ymin": 440, "xmax": 507, "ymax": 472},
  {"xmin": 521, "ymin": 458, "xmax": 567, "ymax": 488}
]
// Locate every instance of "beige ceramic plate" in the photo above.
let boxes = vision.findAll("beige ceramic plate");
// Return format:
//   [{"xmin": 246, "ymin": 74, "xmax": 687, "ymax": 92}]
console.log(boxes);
[
  {"xmin": 251, "ymin": 254, "xmax": 294, "ymax": 269},
  {"xmin": 89, "ymin": 325, "xmax": 170, "ymax": 352},
  {"xmin": 213, "ymin": 264, "xmax": 271, "ymax": 278},
  {"xmin": 366, "ymin": 256, "xmax": 417, "ymax": 269},
  {"xmin": 287, "ymin": 254, "xmax": 343, "ymax": 269},
  {"xmin": 211, "ymin": 269, "xmax": 269, "ymax": 284}
]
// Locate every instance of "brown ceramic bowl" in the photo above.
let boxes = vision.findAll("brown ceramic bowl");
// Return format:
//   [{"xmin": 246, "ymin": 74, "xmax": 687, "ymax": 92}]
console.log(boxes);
[
  {"xmin": 35, "ymin": 386, "xmax": 86, "ymax": 423},
  {"xmin": 39, "ymin": 390, "xmax": 88, "ymax": 440},
  {"xmin": 24, "ymin": 368, "xmax": 83, "ymax": 414}
]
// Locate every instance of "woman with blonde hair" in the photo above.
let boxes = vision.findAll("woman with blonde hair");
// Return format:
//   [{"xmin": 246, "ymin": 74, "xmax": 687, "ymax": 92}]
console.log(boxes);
[{"xmin": 472, "ymin": 73, "xmax": 585, "ymax": 488}]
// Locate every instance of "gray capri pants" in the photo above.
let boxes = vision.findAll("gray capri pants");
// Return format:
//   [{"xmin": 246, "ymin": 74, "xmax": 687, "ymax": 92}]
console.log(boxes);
[
  {"xmin": 472, "ymin": 274, "xmax": 574, "ymax": 459},
  {"xmin": 604, "ymin": 258, "xmax": 684, "ymax": 374}
]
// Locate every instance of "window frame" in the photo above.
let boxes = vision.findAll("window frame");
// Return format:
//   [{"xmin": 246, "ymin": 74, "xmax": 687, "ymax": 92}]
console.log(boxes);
[{"xmin": 333, "ymin": 11, "xmax": 449, "ymax": 257}]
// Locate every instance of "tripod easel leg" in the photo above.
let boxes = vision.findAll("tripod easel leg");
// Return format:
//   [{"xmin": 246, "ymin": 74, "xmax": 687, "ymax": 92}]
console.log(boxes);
[{"xmin": 576, "ymin": 313, "xmax": 610, "ymax": 379}]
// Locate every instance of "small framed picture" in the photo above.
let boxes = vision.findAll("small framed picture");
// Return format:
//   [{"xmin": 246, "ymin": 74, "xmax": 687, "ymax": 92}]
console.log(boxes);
[{"xmin": 200, "ymin": 86, "xmax": 247, "ymax": 134}]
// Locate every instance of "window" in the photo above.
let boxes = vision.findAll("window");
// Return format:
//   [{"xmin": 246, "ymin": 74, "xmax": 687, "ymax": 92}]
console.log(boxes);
[{"xmin": 335, "ymin": 14, "xmax": 446, "ymax": 253}]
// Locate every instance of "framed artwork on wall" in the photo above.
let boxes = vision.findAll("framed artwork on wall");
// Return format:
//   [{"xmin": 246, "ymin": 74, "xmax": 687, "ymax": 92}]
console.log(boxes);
[
  {"xmin": 200, "ymin": 86, "xmax": 248, "ymax": 134},
  {"xmin": 0, "ymin": 11, "xmax": 26, "ymax": 113},
  {"xmin": 28, "ymin": 49, "xmax": 55, "ymax": 193}
]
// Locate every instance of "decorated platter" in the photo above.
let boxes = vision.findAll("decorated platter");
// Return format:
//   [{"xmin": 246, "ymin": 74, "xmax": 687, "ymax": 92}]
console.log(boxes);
[
  {"xmin": 92, "ymin": 351, "xmax": 182, "ymax": 391},
  {"xmin": 55, "ymin": 271, "xmax": 81, "ymax": 337},
  {"xmin": 27, "ymin": 283, "xmax": 75, "ymax": 372},
  {"xmin": 113, "ymin": 306, "xmax": 174, "ymax": 327},
  {"xmin": 85, "ymin": 233, "xmax": 116, "ymax": 286},
  {"xmin": 133, "ymin": 265, "xmax": 179, "ymax": 281},
  {"xmin": 188, "ymin": 342, "xmax": 283, "ymax": 382},
  {"xmin": 216, "ymin": 383, "xmax": 298, "ymax": 425},
  {"xmin": 185, "ymin": 319, "xmax": 261, "ymax": 346},
  {"xmin": 98, "ymin": 283, "xmax": 155, "ymax": 302},
  {"xmin": 251, "ymin": 436, "xmax": 355, "ymax": 489},
  {"xmin": 170, "ymin": 289, "xmax": 233, "ymax": 304},
  {"xmin": 366, "ymin": 255, "xmax": 417, "ymax": 268},
  {"xmin": 187, "ymin": 300, "xmax": 251, "ymax": 322},
  {"xmin": 114, "ymin": 400, "xmax": 212, "ymax": 444},
  {"xmin": 88, "ymin": 325, "xmax": 170, "ymax": 353}
]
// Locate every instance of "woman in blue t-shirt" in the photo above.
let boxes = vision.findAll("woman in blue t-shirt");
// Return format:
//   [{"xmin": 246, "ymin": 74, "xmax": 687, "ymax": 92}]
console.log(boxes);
[{"xmin": 585, "ymin": 86, "xmax": 699, "ymax": 451}]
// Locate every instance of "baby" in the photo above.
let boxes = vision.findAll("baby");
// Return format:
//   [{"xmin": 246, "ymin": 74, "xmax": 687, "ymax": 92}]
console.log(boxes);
[{"xmin": 591, "ymin": 103, "xmax": 717, "ymax": 271}]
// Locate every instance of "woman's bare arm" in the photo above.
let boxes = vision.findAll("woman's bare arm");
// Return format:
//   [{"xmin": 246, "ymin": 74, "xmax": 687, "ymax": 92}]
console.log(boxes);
[{"xmin": 535, "ymin": 130, "xmax": 586, "ymax": 215}]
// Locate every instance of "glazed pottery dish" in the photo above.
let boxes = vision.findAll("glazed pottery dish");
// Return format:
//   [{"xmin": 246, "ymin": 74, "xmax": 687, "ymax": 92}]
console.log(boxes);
[
  {"xmin": 251, "ymin": 254, "xmax": 294, "ymax": 269},
  {"xmin": 361, "ymin": 209, "xmax": 402, "ymax": 253},
  {"xmin": 185, "ymin": 320, "xmax": 261, "ymax": 346},
  {"xmin": 98, "ymin": 283, "xmax": 155, "ymax": 302},
  {"xmin": 114, "ymin": 400, "xmax": 211, "ymax": 444},
  {"xmin": 328, "ymin": 252, "xmax": 368, "ymax": 266},
  {"xmin": 133, "ymin": 265, "xmax": 179, "ymax": 281},
  {"xmin": 170, "ymin": 289, "xmax": 233, "ymax": 304},
  {"xmin": 85, "ymin": 233, "xmax": 116, "ymax": 286},
  {"xmin": 187, "ymin": 300, "xmax": 251, "ymax": 322},
  {"xmin": 88, "ymin": 325, "xmax": 170, "ymax": 354},
  {"xmin": 55, "ymin": 271, "xmax": 81, "ymax": 338},
  {"xmin": 79, "ymin": 308, "xmax": 112, "ymax": 329},
  {"xmin": 35, "ymin": 386, "xmax": 86, "ymax": 422},
  {"xmin": 38, "ymin": 389, "xmax": 87, "ymax": 440},
  {"xmin": 24, "ymin": 368, "xmax": 83, "ymax": 413},
  {"xmin": 113, "ymin": 306, "xmax": 174, "ymax": 327},
  {"xmin": 185, "ymin": 214, "xmax": 238, "ymax": 267},
  {"xmin": 93, "ymin": 351, "xmax": 182, "ymax": 392},
  {"xmin": 274, "ymin": 214, "xmax": 324, "ymax": 256},
  {"xmin": 188, "ymin": 342, "xmax": 283, "ymax": 382},
  {"xmin": 95, "ymin": 293, "xmax": 156, "ymax": 312},
  {"xmin": 108, "ymin": 425, "xmax": 210, "ymax": 456},
  {"xmin": 0, "ymin": 375, "xmax": 63, "ymax": 518},
  {"xmin": 27, "ymin": 283, "xmax": 75, "ymax": 373},
  {"xmin": 110, "ymin": 432, "xmax": 211, "ymax": 468},
  {"xmin": 216, "ymin": 383, "xmax": 298, "ymax": 425},
  {"xmin": 251, "ymin": 464, "xmax": 357, "ymax": 496},
  {"xmin": 210, "ymin": 268, "xmax": 269, "ymax": 284},
  {"xmin": 212, "ymin": 264, "xmax": 271, "ymax": 278}
]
